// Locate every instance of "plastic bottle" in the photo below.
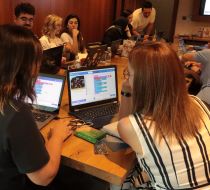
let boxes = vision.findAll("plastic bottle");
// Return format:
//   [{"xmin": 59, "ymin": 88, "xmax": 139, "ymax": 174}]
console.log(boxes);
[{"xmin": 106, "ymin": 47, "xmax": 112, "ymax": 62}]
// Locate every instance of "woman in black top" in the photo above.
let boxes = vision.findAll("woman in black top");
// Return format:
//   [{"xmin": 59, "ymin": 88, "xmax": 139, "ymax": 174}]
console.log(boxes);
[
  {"xmin": 0, "ymin": 25, "xmax": 72, "ymax": 190},
  {"xmin": 102, "ymin": 17, "xmax": 129, "ymax": 46}
]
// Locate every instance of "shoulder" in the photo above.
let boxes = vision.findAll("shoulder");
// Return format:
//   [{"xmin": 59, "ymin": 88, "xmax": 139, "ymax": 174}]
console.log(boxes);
[
  {"xmin": 61, "ymin": 32, "xmax": 71, "ymax": 39},
  {"xmin": 8, "ymin": 101, "xmax": 36, "ymax": 129},
  {"xmin": 118, "ymin": 114, "xmax": 143, "ymax": 154},
  {"xmin": 133, "ymin": 8, "xmax": 141, "ymax": 17},
  {"xmin": 152, "ymin": 7, "xmax": 156, "ymax": 15},
  {"xmin": 39, "ymin": 35, "xmax": 48, "ymax": 41}
]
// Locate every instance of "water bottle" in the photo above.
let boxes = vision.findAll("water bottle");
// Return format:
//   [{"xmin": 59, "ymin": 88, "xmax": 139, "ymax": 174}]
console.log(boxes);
[
  {"xmin": 106, "ymin": 47, "xmax": 112, "ymax": 62},
  {"xmin": 178, "ymin": 38, "xmax": 186, "ymax": 55}
]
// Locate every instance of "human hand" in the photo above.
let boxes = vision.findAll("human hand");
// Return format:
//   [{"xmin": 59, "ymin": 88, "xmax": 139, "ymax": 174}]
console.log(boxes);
[
  {"xmin": 72, "ymin": 29, "xmax": 79, "ymax": 37},
  {"xmin": 48, "ymin": 121, "xmax": 73, "ymax": 142},
  {"xmin": 185, "ymin": 61, "xmax": 201, "ymax": 74},
  {"xmin": 61, "ymin": 56, "xmax": 66, "ymax": 64},
  {"xmin": 143, "ymin": 35, "xmax": 149, "ymax": 40}
]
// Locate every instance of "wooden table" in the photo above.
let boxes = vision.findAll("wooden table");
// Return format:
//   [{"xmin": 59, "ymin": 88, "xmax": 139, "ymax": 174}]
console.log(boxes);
[{"xmin": 41, "ymin": 57, "xmax": 136, "ymax": 185}]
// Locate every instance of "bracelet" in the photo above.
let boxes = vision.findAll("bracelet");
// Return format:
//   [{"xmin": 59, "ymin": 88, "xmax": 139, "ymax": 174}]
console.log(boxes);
[{"xmin": 121, "ymin": 91, "xmax": 131, "ymax": 97}]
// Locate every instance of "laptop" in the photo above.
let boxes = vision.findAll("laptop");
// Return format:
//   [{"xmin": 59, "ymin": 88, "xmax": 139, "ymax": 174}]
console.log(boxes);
[
  {"xmin": 40, "ymin": 45, "xmax": 64, "ymax": 74},
  {"xmin": 82, "ymin": 45, "xmax": 107, "ymax": 67},
  {"xmin": 26, "ymin": 73, "xmax": 65, "ymax": 129},
  {"xmin": 111, "ymin": 39, "xmax": 122, "ymax": 56},
  {"xmin": 67, "ymin": 65, "xmax": 119, "ymax": 129}
]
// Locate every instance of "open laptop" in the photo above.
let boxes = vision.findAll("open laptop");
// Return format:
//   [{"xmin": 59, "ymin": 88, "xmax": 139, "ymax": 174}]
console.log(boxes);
[
  {"xmin": 67, "ymin": 65, "xmax": 119, "ymax": 129},
  {"xmin": 40, "ymin": 45, "xmax": 64, "ymax": 74},
  {"xmin": 26, "ymin": 73, "xmax": 65, "ymax": 129},
  {"xmin": 82, "ymin": 45, "xmax": 107, "ymax": 68},
  {"xmin": 111, "ymin": 39, "xmax": 122, "ymax": 55}
]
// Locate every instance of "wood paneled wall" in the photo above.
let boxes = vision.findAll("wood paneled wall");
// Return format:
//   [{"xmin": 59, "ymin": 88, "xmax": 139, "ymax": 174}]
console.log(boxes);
[{"xmin": 0, "ymin": 0, "xmax": 116, "ymax": 44}]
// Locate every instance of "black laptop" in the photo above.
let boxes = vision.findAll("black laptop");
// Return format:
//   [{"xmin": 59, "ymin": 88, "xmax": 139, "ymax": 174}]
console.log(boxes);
[
  {"xmin": 67, "ymin": 65, "xmax": 119, "ymax": 129},
  {"xmin": 82, "ymin": 45, "xmax": 107, "ymax": 67},
  {"xmin": 26, "ymin": 73, "xmax": 65, "ymax": 129},
  {"xmin": 40, "ymin": 45, "xmax": 64, "ymax": 74},
  {"xmin": 111, "ymin": 39, "xmax": 122, "ymax": 56}
]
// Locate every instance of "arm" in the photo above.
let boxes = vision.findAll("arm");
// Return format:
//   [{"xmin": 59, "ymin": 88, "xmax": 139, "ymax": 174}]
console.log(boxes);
[
  {"xmin": 39, "ymin": 36, "xmax": 50, "ymax": 50},
  {"xmin": 145, "ymin": 23, "xmax": 154, "ymax": 35},
  {"xmin": 61, "ymin": 30, "xmax": 79, "ymax": 54},
  {"xmin": 118, "ymin": 117, "xmax": 143, "ymax": 154},
  {"xmin": 26, "ymin": 122, "xmax": 72, "ymax": 186},
  {"xmin": 181, "ymin": 52, "xmax": 196, "ymax": 62}
]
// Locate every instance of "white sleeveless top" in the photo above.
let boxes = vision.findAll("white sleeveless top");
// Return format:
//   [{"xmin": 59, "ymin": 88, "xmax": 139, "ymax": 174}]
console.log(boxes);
[{"xmin": 129, "ymin": 96, "xmax": 210, "ymax": 190}]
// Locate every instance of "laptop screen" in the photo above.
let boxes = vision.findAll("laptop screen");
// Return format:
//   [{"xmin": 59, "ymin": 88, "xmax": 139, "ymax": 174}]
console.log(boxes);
[
  {"xmin": 68, "ymin": 65, "xmax": 118, "ymax": 110},
  {"xmin": 27, "ymin": 73, "xmax": 65, "ymax": 112}
]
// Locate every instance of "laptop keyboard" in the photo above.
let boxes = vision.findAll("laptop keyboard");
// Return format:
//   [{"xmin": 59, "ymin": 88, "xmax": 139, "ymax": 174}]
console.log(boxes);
[
  {"xmin": 75, "ymin": 103, "xmax": 119, "ymax": 121},
  {"xmin": 32, "ymin": 112, "xmax": 51, "ymax": 122}
]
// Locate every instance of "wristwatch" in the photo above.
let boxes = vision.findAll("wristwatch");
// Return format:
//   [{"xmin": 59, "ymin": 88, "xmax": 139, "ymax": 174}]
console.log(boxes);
[{"xmin": 121, "ymin": 91, "xmax": 131, "ymax": 97}]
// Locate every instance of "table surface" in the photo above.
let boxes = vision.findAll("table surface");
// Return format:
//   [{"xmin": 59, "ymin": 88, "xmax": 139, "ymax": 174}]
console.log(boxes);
[{"xmin": 40, "ymin": 57, "xmax": 136, "ymax": 185}]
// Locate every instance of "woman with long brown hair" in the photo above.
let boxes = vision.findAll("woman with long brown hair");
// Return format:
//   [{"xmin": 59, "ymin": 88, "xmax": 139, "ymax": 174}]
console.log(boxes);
[
  {"xmin": 0, "ymin": 24, "xmax": 72, "ymax": 190},
  {"xmin": 61, "ymin": 14, "xmax": 85, "ymax": 61},
  {"xmin": 117, "ymin": 42, "xmax": 210, "ymax": 189}
]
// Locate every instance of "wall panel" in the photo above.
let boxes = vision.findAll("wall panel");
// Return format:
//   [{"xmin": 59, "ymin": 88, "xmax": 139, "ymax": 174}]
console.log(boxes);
[{"xmin": 0, "ymin": 0, "xmax": 115, "ymax": 43}]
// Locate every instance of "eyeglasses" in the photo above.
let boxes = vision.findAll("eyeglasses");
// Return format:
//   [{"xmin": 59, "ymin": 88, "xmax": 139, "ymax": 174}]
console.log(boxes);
[
  {"xmin": 123, "ymin": 68, "xmax": 133, "ymax": 80},
  {"xmin": 68, "ymin": 119, "xmax": 93, "ymax": 130},
  {"xmin": 18, "ymin": 16, "xmax": 34, "ymax": 23}
]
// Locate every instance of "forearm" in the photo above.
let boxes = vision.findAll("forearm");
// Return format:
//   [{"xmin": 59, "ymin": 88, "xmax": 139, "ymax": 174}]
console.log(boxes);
[
  {"xmin": 132, "ymin": 29, "xmax": 140, "ymax": 36},
  {"xmin": 181, "ymin": 53, "xmax": 196, "ymax": 62},
  {"xmin": 145, "ymin": 23, "xmax": 154, "ymax": 35},
  {"xmin": 71, "ymin": 36, "xmax": 79, "ymax": 54},
  {"xmin": 27, "ymin": 136, "xmax": 63, "ymax": 186}
]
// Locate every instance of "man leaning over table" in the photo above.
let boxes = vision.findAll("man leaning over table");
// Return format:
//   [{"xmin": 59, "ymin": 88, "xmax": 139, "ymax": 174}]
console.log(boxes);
[{"xmin": 131, "ymin": 1, "xmax": 156, "ymax": 40}]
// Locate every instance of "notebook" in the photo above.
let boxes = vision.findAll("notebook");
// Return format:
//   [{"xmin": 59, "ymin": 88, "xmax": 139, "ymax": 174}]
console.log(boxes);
[
  {"xmin": 40, "ymin": 45, "xmax": 64, "ymax": 74},
  {"xmin": 26, "ymin": 73, "xmax": 65, "ymax": 129},
  {"xmin": 67, "ymin": 65, "xmax": 119, "ymax": 129}
]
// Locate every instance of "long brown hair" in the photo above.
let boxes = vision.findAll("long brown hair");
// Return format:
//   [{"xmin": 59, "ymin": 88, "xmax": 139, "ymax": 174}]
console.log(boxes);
[
  {"xmin": 0, "ymin": 24, "xmax": 42, "ymax": 113},
  {"xmin": 63, "ymin": 14, "xmax": 85, "ymax": 52},
  {"xmin": 129, "ymin": 42, "xmax": 203, "ymax": 140}
]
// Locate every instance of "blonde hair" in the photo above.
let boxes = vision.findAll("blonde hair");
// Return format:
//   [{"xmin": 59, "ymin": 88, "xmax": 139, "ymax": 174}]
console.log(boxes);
[
  {"xmin": 129, "ymin": 42, "xmax": 203, "ymax": 141},
  {"xmin": 42, "ymin": 14, "xmax": 62, "ymax": 36}
]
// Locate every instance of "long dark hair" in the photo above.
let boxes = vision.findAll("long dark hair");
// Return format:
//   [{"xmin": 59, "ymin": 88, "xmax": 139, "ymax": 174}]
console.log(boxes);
[
  {"xmin": 63, "ymin": 14, "xmax": 85, "ymax": 52},
  {"xmin": 0, "ymin": 24, "xmax": 42, "ymax": 113},
  {"xmin": 129, "ymin": 42, "xmax": 203, "ymax": 141}
]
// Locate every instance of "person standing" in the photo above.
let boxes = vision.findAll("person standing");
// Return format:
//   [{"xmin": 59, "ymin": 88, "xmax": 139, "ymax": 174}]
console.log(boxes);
[{"xmin": 132, "ymin": 1, "xmax": 156, "ymax": 39}]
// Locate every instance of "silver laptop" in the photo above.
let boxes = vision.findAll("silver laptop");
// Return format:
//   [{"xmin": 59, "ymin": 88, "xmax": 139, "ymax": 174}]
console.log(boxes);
[
  {"xmin": 67, "ymin": 65, "xmax": 119, "ymax": 129},
  {"xmin": 26, "ymin": 73, "xmax": 65, "ymax": 129}
]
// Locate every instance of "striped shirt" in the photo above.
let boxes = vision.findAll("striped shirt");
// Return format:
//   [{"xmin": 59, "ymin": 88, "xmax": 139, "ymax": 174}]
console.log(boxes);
[{"xmin": 129, "ymin": 97, "xmax": 210, "ymax": 190}]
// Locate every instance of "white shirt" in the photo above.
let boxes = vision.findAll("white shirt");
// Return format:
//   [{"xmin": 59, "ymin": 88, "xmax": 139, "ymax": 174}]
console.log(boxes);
[
  {"xmin": 131, "ymin": 8, "xmax": 156, "ymax": 33},
  {"xmin": 39, "ymin": 35, "xmax": 63, "ymax": 50},
  {"xmin": 60, "ymin": 32, "xmax": 73, "ymax": 45}
]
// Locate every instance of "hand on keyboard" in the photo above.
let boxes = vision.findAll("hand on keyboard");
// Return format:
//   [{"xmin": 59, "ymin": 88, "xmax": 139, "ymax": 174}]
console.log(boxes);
[{"xmin": 47, "ymin": 120, "xmax": 73, "ymax": 141}]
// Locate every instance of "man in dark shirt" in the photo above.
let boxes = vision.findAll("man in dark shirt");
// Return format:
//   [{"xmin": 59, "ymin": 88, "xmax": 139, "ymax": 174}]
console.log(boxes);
[{"xmin": 14, "ymin": 2, "xmax": 35, "ymax": 30}]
